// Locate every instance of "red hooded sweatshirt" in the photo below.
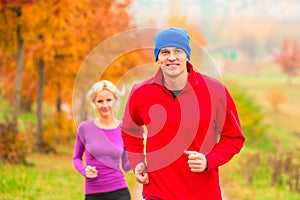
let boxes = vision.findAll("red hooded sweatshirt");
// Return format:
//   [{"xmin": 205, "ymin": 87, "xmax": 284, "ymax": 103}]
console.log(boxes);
[{"xmin": 121, "ymin": 63, "xmax": 245, "ymax": 200}]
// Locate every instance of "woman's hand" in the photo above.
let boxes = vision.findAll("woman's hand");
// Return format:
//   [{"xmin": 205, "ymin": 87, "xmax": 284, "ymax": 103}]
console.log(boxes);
[{"xmin": 85, "ymin": 165, "xmax": 98, "ymax": 178}]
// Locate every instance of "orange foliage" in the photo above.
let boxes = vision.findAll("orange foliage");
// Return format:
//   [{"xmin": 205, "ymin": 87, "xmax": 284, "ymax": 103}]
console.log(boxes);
[
  {"xmin": 266, "ymin": 88, "xmax": 285, "ymax": 110},
  {"xmin": 0, "ymin": 119, "xmax": 33, "ymax": 163},
  {"xmin": 0, "ymin": 0, "xmax": 36, "ymax": 9},
  {"xmin": 0, "ymin": 0, "xmax": 134, "ymax": 108},
  {"xmin": 101, "ymin": 49, "xmax": 154, "ymax": 83},
  {"xmin": 274, "ymin": 38, "xmax": 300, "ymax": 76},
  {"xmin": 1, "ymin": 0, "xmax": 208, "ymax": 111},
  {"xmin": 43, "ymin": 112, "xmax": 76, "ymax": 150}
]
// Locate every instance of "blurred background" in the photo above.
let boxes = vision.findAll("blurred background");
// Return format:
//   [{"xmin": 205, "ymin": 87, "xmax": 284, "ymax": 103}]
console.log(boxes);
[{"xmin": 0, "ymin": 0, "xmax": 299, "ymax": 199}]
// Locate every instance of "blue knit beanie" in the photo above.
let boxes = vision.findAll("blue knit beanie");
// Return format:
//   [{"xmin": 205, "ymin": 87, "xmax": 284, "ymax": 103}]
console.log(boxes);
[{"xmin": 154, "ymin": 27, "xmax": 191, "ymax": 61}]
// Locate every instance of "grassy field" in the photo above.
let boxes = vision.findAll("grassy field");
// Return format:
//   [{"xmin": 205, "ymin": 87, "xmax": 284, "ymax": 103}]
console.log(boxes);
[
  {"xmin": 1, "ymin": 62, "xmax": 300, "ymax": 199},
  {"xmin": 0, "ymin": 145, "xmax": 137, "ymax": 200},
  {"xmin": 0, "ymin": 146, "xmax": 83, "ymax": 200},
  {"xmin": 220, "ymin": 64, "xmax": 300, "ymax": 199}
]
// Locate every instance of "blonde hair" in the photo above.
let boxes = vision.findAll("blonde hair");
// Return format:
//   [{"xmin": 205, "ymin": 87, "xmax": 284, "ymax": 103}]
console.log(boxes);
[{"xmin": 86, "ymin": 80, "xmax": 119, "ymax": 108}]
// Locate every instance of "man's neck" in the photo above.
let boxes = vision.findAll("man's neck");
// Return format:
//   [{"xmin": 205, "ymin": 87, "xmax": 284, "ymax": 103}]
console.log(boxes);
[{"xmin": 163, "ymin": 72, "xmax": 188, "ymax": 91}]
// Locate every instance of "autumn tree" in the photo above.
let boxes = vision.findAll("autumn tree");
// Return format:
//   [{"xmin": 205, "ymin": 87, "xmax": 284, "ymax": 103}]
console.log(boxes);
[
  {"xmin": 71, "ymin": 0, "xmax": 134, "ymax": 123},
  {"xmin": 27, "ymin": 0, "xmax": 134, "ymax": 150},
  {"xmin": 22, "ymin": 0, "xmax": 82, "ymax": 151},
  {"xmin": 0, "ymin": 0, "xmax": 37, "ymax": 130},
  {"xmin": 273, "ymin": 38, "xmax": 300, "ymax": 79},
  {"xmin": 1, "ymin": 0, "xmax": 134, "ymax": 152},
  {"xmin": 0, "ymin": 0, "xmax": 39, "ymax": 162}
]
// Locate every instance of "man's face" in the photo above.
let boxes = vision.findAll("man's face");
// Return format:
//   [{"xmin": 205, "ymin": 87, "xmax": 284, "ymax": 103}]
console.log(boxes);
[{"xmin": 157, "ymin": 47, "xmax": 188, "ymax": 78}]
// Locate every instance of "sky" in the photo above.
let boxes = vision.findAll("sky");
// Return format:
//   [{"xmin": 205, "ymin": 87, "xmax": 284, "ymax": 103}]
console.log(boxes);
[{"xmin": 128, "ymin": 0, "xmax": 300, "ymax": 27}]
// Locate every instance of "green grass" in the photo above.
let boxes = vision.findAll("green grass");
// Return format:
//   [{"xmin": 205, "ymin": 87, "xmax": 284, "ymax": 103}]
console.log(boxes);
[
  {"xmin": 19, "ymin": 112, "xmax": 36, "ymax": 121},
  {"xmin": 0, "ymin": 148, "xmax": 83, "ymax": 200},
  {"xmin": 0, "ymin": 145, "xmax": 136, "ymax": 200},
  {"xmin": 220, "ymin": 70, "xmax": 300, "ymax": 199},
  {"xmin": 220, "ymin": 150, "xmax": 300, "ymax": 200},
  {"xmin": 224, "ymin": 72, "xmax": 300, "ymax": 149}
]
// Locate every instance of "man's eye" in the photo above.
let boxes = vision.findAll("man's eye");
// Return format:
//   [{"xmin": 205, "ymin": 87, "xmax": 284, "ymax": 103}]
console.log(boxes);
[{"xmin": 175, "ymin": 49, "xmax": 185, "ymax": 54}]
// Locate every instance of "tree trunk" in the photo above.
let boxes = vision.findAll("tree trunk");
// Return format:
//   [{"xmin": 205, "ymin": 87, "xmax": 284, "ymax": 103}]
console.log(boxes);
[
  {"xmin": 56, "ymin": 84, "xmax": 61, "ymax": 113},
  {"xmin": 36, "ymin": 58, "xmax": 44, "ymax": 151},
  {"xmin": 56, "ymin": 94, "xmax": 61, "ymax": 113},
  {"xmin": 79, "ymin": 88, "xmax": 88, "ymax": 122},
  {"xmin": 12, "ymin": 6, "xmax": 23, "ymax": 131}
]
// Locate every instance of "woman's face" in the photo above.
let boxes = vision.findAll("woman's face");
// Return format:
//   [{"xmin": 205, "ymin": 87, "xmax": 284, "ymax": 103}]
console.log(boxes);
[{"xmin": 94, "ymin": 89, "xmax": 115, "ymax": 118}]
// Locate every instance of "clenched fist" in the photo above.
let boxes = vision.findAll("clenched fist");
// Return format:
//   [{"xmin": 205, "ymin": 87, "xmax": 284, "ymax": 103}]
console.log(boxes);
[
  {"xmin": 184, "ymin": 150, "xmax": 208, "ymax": 172},
  {"xmin": 85, "ymin": 165, "xmax": 98, "ymax": 178}
]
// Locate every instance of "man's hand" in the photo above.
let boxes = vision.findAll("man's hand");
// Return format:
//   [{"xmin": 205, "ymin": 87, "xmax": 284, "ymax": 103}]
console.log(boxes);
[
  {"xmin": 134, "ymin": 162, "xmax": 149, "ymax": 184},
  {"xmin": 184, "ymin": 150, "xmax": 207, "ymax": 172},
  {"xmin": 85, "ymin": 165, "xmax": 98, "ymax": 178}
]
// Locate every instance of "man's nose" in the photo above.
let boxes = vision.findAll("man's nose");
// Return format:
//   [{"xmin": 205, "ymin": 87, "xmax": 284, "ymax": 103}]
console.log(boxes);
[{"xmin": 168, "ymin": 51, "xmax": 176, "ymax": 60}]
